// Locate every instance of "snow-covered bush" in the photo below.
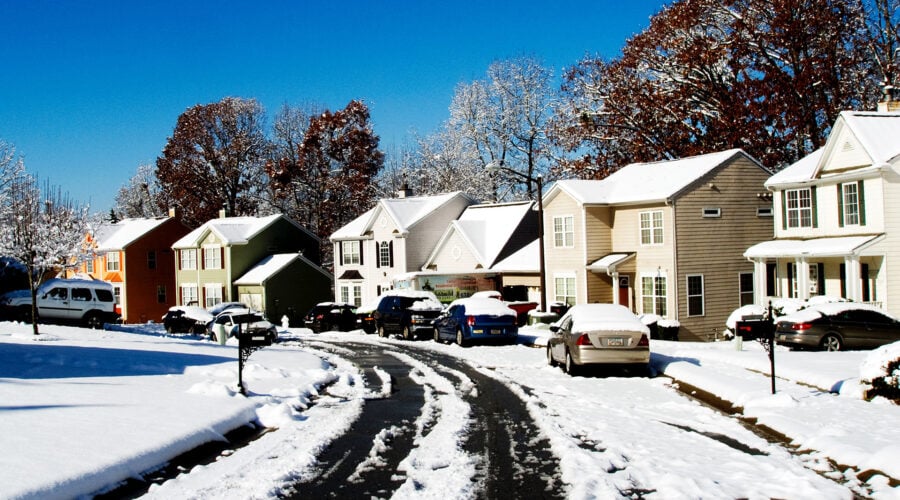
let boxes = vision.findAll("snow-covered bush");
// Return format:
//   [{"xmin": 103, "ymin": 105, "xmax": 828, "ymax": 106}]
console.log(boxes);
[{"xmin": 860, "ymin": 341, "xmax": 900, "ymax": 403}]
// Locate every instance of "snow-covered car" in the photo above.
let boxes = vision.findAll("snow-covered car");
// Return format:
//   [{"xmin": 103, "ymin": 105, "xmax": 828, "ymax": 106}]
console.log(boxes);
[
  {"xmin": 547, "ymin": 304, "xmax": 650, "ymax": 375},
  {"xmin": 372, "ymin": 290, "xmax": 444, "ymax": 340},
  {"xmin": 775, "ymin": 302, "xmax": 900, "ymax": 351},
  {"xmin": 432, "ymin": 297, "xmax": 518, "ymax": 346},
  {"xmin": 208, "ymin": 308, "xmax": 277, "ymax": 343},
  {"xmin": 162, "ymin": 306, "xmax": 213, "ymax": 334}
]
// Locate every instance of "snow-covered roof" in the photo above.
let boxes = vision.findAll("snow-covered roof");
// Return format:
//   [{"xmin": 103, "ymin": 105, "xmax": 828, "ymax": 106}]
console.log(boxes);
[
  {"xmin": 447, "ymin": 297, "xmax": 516, "ymax": 316},
  {"xmin": 92, "ymin": 217, "xmax": 171, "ymax": 251},
  {"xmin": 234, "ymin": 253, "xmax": 331, "ymax": 285},
  {"xmin": 173, "ymin": 214, "xmax": 308, "ymax": 249},
  {"xmin": 744, "ymin": 235, "xmax": 884, "ymax": 259},
  {"xmin": 837, "ymin": 111, "xmax": 900, "ymax": 166},
  {"xmin": 765, "ymin": 148, "xmax": 823, "ymax": 187},
  {"xmin": 546, "ymin": 149, "xmax": 753, "ymax": 206},
  {"xmin": 490, "ymin": 239, "xmax": 539, "ymax": 273},
  {"xmin": 331, "ymin": 192, "xmax": 473, "ymax": 240},
  {"xmin": 587, "ymin": 253, "xmax": 635, "ymax": 273}
]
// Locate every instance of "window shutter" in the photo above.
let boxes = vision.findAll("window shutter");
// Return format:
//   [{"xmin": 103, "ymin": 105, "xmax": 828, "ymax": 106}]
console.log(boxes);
[
  {"xmin": 221, "ymin": 285, "xmax": 226, "ymax": 302},
  {"xmin": 839, "ymin": 264, "xmax": 846, "ymax": 298},
  {"xmin": 389, "ymin": 240, "xmax": 394, "ymax": 268},
  {"xmin": 375, "ymin": 242, "xmax": 381, "ymax": 268},
  {"xmin": 858, "ymin": 181, "xmax": 866, "ymax": 226},
  {"xmin": 220, "ymin": 247, "xmax": 225, "ymax": 269},
  {"xmin": 817, "ymin": 263, "xmax": 825, "ymax": 295},
  {"xmin": 781, "ymin": 191, "xmax": 787, "ymax": 230},
  {"xmin": 179, "ymin": 286, "xmax": 184, "ymax": 305},
  {"xmin": 339, "ymin": 242, "xmax": 344, "ymax": 266},
  {"xmin": 811, "ymin": 187, "xmax": 818, "ymax": 228},
  {"xmin": 200, "ymin": 249, "xmax": 204, "ymax": 270},
  {"xmin": 359, "ymin": 240, "xmax": 364, "ymax": 265},
  {"xmin": 787, "ymin": 263, "xmax": 794, "ymax": 298},
  {"xmin": 836, "ymin": 184, "xmax": 844, "ymax": 228}
]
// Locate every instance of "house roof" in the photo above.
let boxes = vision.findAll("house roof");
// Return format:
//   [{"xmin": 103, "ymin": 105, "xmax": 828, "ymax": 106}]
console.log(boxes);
[
  {"xmin": 427, "ymin": 201, "xmax": 535, "ymax": 269},
  {"xmin": 330, "ymin": 191, "xmax": 474, "ymax": 240},
  {"xmin": 233, "ymin": 253, "xmax": 331, "ymax": 285},
  {"xmin": 765, "ymin": 148, "xmax": 823, "ymax": 187},
  {"xmin": 545, "ymin": 149, "xmax": 754, "ymax": 206},
  {"xmin": 173, "ymin": 214, "xmax": 313, "ymax": 249},
  {"xmin": 490, "ymin": 239, "xmax": 539, "ymax": 272},
  {"xmin": 92, "ymin": 217, "xmax": 172, "ymax": 251},
  {"xmin": 587, "ymin": 253, "xmax": 635, "ymax": 273},
  {"xmin": 744, "ymin": 235, "xmax": 884, "ymax": 259}
]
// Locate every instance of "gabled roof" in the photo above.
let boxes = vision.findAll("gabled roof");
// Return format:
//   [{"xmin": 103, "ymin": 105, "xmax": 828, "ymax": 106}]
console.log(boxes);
[
  {"xmin": 92, "ymin": 217, "xmax": 172, "ymax": 251},
  {"xmin": 173, "ymin": 214, "xmax": 314, "ymax": 249},
  {"xmin": 490, "ymin": 239, "xmax": 539, "ymax": 273},
  {"xmin": 425, "ymin": 202, "xmax": 535, "ymax": 269},
  {"xmin": 545, "ymin": 149, "xmax": 757, "ymax": 206},
  {"xmin": 233, "ymin": 253, "xmax": 332, "ymax": 285},
  {"xmin": 765, "ymin": 148, "xmax": 823, "ymax": 187},
  {"xmin": 331, "ymin": 191, "xmax": 474, "ymax": 240}
]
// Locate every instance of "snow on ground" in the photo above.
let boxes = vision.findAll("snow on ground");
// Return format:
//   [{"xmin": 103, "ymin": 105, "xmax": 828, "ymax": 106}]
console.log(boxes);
[{"xmin": 1, "ymin": 320, "xmax": 899, "ymax": 499}]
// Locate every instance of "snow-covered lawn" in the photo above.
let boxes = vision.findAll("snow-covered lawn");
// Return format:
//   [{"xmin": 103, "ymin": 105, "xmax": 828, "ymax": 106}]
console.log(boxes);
[{"xmin": 1, "ymin": 321, "xmax": 898, "ymax": 499}]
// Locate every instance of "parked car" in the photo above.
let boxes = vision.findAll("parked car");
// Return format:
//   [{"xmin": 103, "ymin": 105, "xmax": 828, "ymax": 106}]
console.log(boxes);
[
  {"xmin": 207, "ymin": 302, "xmax": 248, "ymax": 316},
  {"xmin": 433, "ymin": 297, "xmax": 518, "ymax": 346},
  {"xmin": 162, "ymin": 306, "xmax": 213, "ymax": 334},
  {"xmin": 355, "ymin": 300, "xmax": 379, "ymax": 334},
  {"xmin": 0, "ymin": 278, "xmax": 119, "ymax": 328},
  {"xmin": 547, "ymin": 304, "xmax": 650, "ymax": 375},
  {"xmin": 373, "ymin": 290, "xmax": 444, "ymax": 340},
  {"xmin": 208, "ymin": 308, "xmax": 277, "ymax": 344},
  {"xmin": 775, "ymin": 302, "xmax": 900, "ymax": 351},
  {"xmin": 303, "ymin": 302, "xmax": 358, "ymax": 333}
]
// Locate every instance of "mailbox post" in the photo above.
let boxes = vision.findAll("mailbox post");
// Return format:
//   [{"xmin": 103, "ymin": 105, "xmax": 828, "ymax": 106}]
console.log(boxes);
[{"xmin": 236, "ymin": 323, "xmax": 274, "ymax": 395}]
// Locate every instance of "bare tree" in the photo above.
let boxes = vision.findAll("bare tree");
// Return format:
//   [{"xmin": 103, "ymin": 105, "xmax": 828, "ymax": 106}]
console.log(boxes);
[{"xmin": 113, "ymin": 163, "xmax": 166, "ymax": 219}]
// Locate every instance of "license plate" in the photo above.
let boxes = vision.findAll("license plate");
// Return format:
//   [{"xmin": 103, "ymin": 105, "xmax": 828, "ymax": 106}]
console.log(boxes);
[
  {"xmin": 489, "ymin": 329, "xmax": 501, "ymax": 335},
  {"xmin": 779, "ymin": 335, "xmax": 787, "ymax": 341},
  {"xmin": 608, "ymin": 337, "xmax": 624, "ymax": 346}
]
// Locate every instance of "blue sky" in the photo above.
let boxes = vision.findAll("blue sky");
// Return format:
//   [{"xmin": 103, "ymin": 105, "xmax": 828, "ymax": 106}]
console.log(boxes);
[{"xmin": 0, "ymin": 1, "xmax": 665, "ymax": 211}]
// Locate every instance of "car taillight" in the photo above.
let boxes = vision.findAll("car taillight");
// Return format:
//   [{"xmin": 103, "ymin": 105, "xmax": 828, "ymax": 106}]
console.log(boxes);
[
  {"xmin": 791, "ymin": 322, "xmax": 812, "ymax": 331},
  {"xmin": 316, "ymin": 314, "xmax": 324, "ymax": 321},
  {"xmin": 638, "ymin": 334, "xmax": 649, "ymax": 347},
  {"xmin": 467, "ymin": 316, "xmax": 476, "ymax": 326},
  {"xmin": 576, "ymin": 334, "xmax": 592, "ymax": 346}
]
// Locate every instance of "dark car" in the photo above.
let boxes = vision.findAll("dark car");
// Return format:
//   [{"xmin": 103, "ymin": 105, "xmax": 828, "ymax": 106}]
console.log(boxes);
[
  {"xmin": 303, "ymin": 302, "xmax": 358, "ymax": 333},
  {"xmin": 162, "ymin": 306, "xmax": 213, "ymax": 334},
  {"xmin": 775, "ymin": 303, "xmax": 900, "ymax": 351},
  {"xmin": 433, "ymin": 297, "xmax": 518, "ymax": 346},
  {"xmin": 373, "ymin": 291, "xmax": 444, "ymax": 340}
]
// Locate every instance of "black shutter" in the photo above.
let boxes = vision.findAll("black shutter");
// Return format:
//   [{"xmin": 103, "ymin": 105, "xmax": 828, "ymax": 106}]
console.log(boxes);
[
  {"xmin": 781, "ymin": 191, "xmax": 787, "ymax": 230},
  {"xmin": 787, "ymin": 262, "xmax": 794, "ymax": 298},
  {"xmin": 388, "ymin": 240, "xmax": 394, "ymax": 268},
  {"xmin": 837, "ymin": 184, "xmax": 844, "ymax": 228},
  {"xmin": 339, "ymin": 242, "xmax": 344, "ymax": 266},
  {"xmin": 858, "ymin": 181, "xmax": 866, "ymax": 226},
  {"xmin": 375, "ymin": 242, "xmax": 381, "ymax": 268},
  {"xmin": 811, "ymin": 187, "xmax": 818, "ymax": 228},
  {"xmin": 817, "ymin": 263, "xmax": 825, "ymax": 295},
  {"xmin": 359, "ymin": 240, "xmax": 364, "ymax": 265},
  {"xmin": 839, "ymin": 264, "xmax": 846, "ymax": 298}
]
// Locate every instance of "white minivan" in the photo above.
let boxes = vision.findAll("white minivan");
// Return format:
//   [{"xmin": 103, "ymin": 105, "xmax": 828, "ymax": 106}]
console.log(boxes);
[{"xmin": 1, "ymin": 278, "xmax": 120, "ymax": 328}]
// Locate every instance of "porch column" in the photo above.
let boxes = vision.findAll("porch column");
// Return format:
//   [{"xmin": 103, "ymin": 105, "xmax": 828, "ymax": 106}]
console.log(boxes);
[
  {"xmin": 610, "ymin": 270, "xmax": 620, "ymax": 306},
  {"xmin": 753, "ymin": 259, "xmax": 768, "ymax": 305},
  {"xmin": 845, "ymin": 255, "xmax": 861, "ymax": 301},
  {"xmin": 796, "ymin": 257, "xmax": 811, "ymax": 300}
]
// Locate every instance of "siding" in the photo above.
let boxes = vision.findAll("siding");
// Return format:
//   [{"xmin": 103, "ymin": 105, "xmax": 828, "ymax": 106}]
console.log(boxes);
[
  {"xmin": 881, "ymin": 163, "xmax": 900, "ymax": 313},
  {"xmin": 429, "ymin": 229, "xmax": 482, "ymax": 271},
  {"xmin": 542, "ymin": 191, "xmax": 587, "ymax": 303}
]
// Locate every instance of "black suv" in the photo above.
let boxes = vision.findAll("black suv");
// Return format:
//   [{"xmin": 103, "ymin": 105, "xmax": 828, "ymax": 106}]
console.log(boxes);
[
  {"xmin": 373, "ymin": 291, "xmax": 444, "ymax": 340},
  {"xmin": 303, "ymin": 302, "xmax": 358, "ymax": 333}
]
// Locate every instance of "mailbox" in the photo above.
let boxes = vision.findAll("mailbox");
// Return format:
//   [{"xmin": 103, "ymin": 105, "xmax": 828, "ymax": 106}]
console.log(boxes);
[
  {"xmin": 735, "ymin": 316, "xmax": 773, "ymax": 342},
  {"xmin": 239, "ymin": 330, "xmax": 274, "ymax": 348}
]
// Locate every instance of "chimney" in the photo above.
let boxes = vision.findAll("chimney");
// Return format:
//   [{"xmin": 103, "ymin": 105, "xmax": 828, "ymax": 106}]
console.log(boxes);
[
  {"xmin": 168, "ymin": 207, "xmax": 178, "ymax": 219},
  {"xmin": 397, "ymin": 182, "xmax": 413, "ymax": 199},
  {"xmin": 219, "ymin": 203, "xmax": 229, "ymax": 218},
  {"xmin": 878, "ymin": 85, "xmax": 900, "ymax": 112}
]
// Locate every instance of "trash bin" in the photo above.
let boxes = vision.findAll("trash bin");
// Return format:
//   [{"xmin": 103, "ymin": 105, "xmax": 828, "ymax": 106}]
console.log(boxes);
[
  {"xmin": 215, "ymin": 323, "xmax": 226, "ymax": 345},
  {"xmin": 658, "ymin": 320, "xmax": 680, "ymax": 341}
]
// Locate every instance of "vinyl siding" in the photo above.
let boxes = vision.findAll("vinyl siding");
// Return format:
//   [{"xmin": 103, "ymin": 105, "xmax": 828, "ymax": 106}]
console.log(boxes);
[
  {"xmin": 543, "ymin": 191, "xmax": 587, "ymax": 303},
  {"xmin": 881, "ymin": 162, "xmax": 900, "ymax": 313},
  {"xmin": 429, "ymin": 230, "xmax": 482, "ymax": 271},
  {"xmin": 612, "ymin": 204, "xmax": 676, "ymax": 318}
]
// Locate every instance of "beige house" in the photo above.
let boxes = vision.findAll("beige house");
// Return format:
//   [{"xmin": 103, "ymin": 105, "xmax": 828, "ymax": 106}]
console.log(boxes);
[
  {"xmin": 330, "ymin": 190, "xmax": 477, "ymax": 306},
  {"xmin": 745, "ymin": 111, "xmax": 900, "ymax": 315},
  {"xmin": 542, "ymin": 149, "xmax": 773, "ymax": 341}
]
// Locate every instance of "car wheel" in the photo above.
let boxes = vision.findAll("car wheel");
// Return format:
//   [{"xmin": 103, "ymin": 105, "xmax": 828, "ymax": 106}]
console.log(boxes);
[
  {"xmin": 321, "ymin": 322, "xmax": 331, "ymax": 333},
  {"xmin": 402, "ymin": 325, "xmax": 412, "ymax": 340},
  {"xmin": 378, "ymin": 325, "xmax": 386, "ymax": 338},
  {"xmin": 165, "ymin": 324, "xmax": 174, "ymax": 334},
  {"xmin": 546, "ymin": 346, "xmax": 556, "ymax": 367},
  {"xmin": 456, "ymin": 328, "xmax": 467, "ymax": 347},
  {"xmin": 433, "ymin": 327, "xmax": 441, "ymax": 343},
  {"xmin": 820, "ymin": 334, "xmax": 842, "ymax": 352},
  {"xmin": 84, "ymin": 312, "xmax": 103, "ymax": 330},
  {"xmin": 565, "ymin": 349, "xmax": 580, "ymax": 376}
]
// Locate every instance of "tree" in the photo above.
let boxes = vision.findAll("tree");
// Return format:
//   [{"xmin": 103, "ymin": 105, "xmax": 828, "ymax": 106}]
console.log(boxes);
[
  {"xmin": 113, "ymin": 163, "xmax": 166, "ymax": 220},
  {"xmin": 156, "ymin": 97, "xmax": 271, "ymax": 228},
  {"xmin": 0, "ymin": 174, "xmax": 95, "ymax": 335},
  {"xmin": 267, "ymin": 100, "xmax": 384, "ymax": 264},
  {"xmin": 864, "ymin": 0, "xmax": 900, "ymax": 90}
]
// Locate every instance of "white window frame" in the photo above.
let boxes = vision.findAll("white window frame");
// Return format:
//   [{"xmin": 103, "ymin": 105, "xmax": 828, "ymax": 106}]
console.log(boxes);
[
  {"xmin": 343, "ymin": 241, "xmax": 361, "ymax": 265},
  {"xmin": 552, "ymin": 215, "xmax": 575, "ymax": 248},
  {"xmin": 641, "ymin": 273, "xmax": 667, "ymax": 317},
  {"xmin": 106, "ymin": 252, "xmax": 120, "ymax": 272},
  {"xmin": 739, "ymin": 272, "xmax": 754, "ymax": 307},
  {"xmin": 841, "ymin": 182, "xmax": 859, "ymax": 226},
  {"xmin": 786, "ymin": 188, "xmax": 812, "ymax": 228},
  {"xmin": 379, "ymin": 241, "xmax": 391, "ymax": 267},
  {"xmin": 702, "ymin": 208, "xmax": 721, "ymax": 218},
  {"xmin": 181, "ymin": 284, "xmax": 198, "ymax": 306},
  {"xmin": 204, "ymin": 284, "xmax": 223, "ymax": 308},
  {"xmin": 553, "ymin": 273, "xmax": 576, "ymax": 306},
  {"xmin": 85, "ymin": 259, "xmax": 94, "ymax": 274},
  {"xmin": 203, "ymin": 246, "xmax": 222, "ymax": 270},
  {"xmin": 180, "ymin": 249, "xmax": 197, "ymax": 270},
  {"xmin": 640, "ymin": 210, "xmax": 664, "ymax": 246},
  {"xmin": 340, "ymin": 283, "xmax": 363, "ymax": 307},
  {"xmin": 686, "ymin": 274, "xmax": 704, "ymax": 317}
]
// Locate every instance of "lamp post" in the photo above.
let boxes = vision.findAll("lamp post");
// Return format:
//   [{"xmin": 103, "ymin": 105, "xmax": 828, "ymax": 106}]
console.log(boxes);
[{"xmin": 485, "ymin": 162, "xmax": 547, "ymax": 312}]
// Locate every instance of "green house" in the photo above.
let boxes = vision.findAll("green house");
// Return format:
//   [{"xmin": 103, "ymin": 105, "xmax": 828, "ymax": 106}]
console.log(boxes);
[{"xmin": 234, "ymin": 253, "xmax": 332, "ymax": 326}]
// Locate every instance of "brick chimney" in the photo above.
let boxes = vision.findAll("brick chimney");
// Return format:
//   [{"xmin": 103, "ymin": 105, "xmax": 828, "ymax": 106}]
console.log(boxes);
[{"xmin": 397, "ymin": 182, "xmax": 413, "ymax": 199}]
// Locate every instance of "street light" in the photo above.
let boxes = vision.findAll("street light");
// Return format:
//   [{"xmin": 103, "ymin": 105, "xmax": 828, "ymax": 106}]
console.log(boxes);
[{"xmin": 485, "ymin": 161, "xmax": 547, "ymax": 313}]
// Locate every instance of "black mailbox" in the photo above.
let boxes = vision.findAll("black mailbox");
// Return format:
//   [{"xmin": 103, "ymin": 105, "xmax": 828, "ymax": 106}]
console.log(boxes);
[
  {"xmin": 735, "ymin": 316, "xmax": 773, "ymax": 341},
  {"xmin": 239, "ymin": 330, "xmax": 274, "ymax": 348}
]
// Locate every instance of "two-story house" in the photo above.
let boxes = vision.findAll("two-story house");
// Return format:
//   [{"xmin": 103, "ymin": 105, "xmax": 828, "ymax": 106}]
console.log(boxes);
[
  {"xmin": 330, "ymin": 190, "xmax": 476, "ymax": 306},
  {"xmin": 542, "ymin": 149, "xmax": 773, "ymax": 341},
  {"xmin": 73, "ymin": 212, "xmax": 190, "ymax": 323},
  {"xmin": 172, "ymin": 213, "xmax": 324, "ymax": 318},
  {"xmin": 745, "ymin": 111, "xmax": 900, "ymax": 314}
]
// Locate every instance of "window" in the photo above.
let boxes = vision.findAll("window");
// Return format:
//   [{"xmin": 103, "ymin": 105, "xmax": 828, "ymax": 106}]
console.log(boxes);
[
  {"xmin": 640, "ymin": 210, "xmax": 664, "ymax": 245},
  {"xmin": 785, "ymin": 188, "xmax": 813, "ymax": 228},
  {"xmin": 340, "ymin": 284, "xmax": 362, "ymax": 307},
  {"xmin": 641, "ymin": 275, "xmax": 667, "ymax": 316},
  {"xmin": 106, "ymin": 252, "xmax": 120, "ymax": 272},
  {"xmin": 553, "ymin": 216, "xmax": 574, "ymax": 248},
  {"xmin": 181, "ymin": 284, "xmax": 198, "ymax": 306},
  {"xmin": 757, "ymin": 207, "xmax": 773, "ymax": 217},
  {"xmin": 72, "ymin": 288, "xmax": 92, "ymax": 302},
  {"xmin": 378, "ymin": 241, "xmax": 392, "ymax": 267},
  {"xmin": 113, "ymin": 285, "xmax": 122, "ymax": 304},
  {"xmin": 840, "ymin": 182, "xmax": 860, "ymax": 226},
  {"xmin": 157, "ymin": 285, "xmax": 166, "ymax": 304},
  {"xmin": 204, "ymin": 285, "xmax": 223, "ymax": 308},
  {"xmin": 85, "ymin": 259, "xmax": 94, "ymax": 273},
  {"xmin": 554, "ymin": 275, "xmax": 576, "ymax": 306},
  {"xmin": 702, "ymin": 208, "xmax": 721, "ymax": 218},
  {"xmin": 180, "ymin": 249, "xmax": 197, "ymax": 270},
  {"xmin": 203, "ymin": 247, "xmax": 222, "ymax": 269},
  {"xmin": 739, "ymin": 273, "xmax": 754, "ymax": 307},
  {"xmin": 147, "ymin": 250, "xmax": 157, "ymax": 270},
  {"xmin": 342, "ymin": 241, "xmax": 361, "ymax": 265},
  {"xmin": 687, "ymin": 275, "xmax": 704, "ymax": 316}
]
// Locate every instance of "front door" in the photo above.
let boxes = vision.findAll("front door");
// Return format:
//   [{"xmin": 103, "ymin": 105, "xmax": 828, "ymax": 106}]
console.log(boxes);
[{"xmin": 618, "ymin": 276, "xmax": 630, "ymax": 310}]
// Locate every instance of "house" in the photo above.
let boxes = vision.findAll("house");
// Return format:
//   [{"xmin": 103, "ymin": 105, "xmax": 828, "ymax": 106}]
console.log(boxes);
[
  {"xmin": 542, "ymin": 149, "xmax": 773, "ymax": 341},
  {"xmin": 745, "ymin": 111, "xmax": 900, "ymax": 315},
  {"xmin": 72, "ymin": 213, "xmax": 191, "ymax": 323},
  {"xmin": 233, "ymin": 253, "xmax": 333, "ymax": 326},
  {"xmin": 400, "ymin": 201, "xmax": 539, "ymax": 303},
  {"xmin": 172, "ymin": 213, "xmax": 322, "ymax": 312},
  {"xmin": 330, "ymin": 190, "xmax": 477, "ymax": 306}
]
